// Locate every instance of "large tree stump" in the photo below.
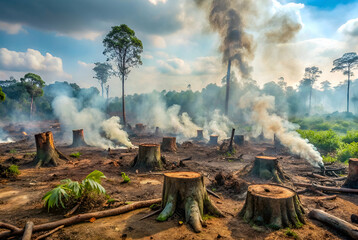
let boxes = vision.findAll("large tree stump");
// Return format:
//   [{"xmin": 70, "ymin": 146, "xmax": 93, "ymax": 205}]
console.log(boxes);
[
  {"xmin": 157, "ymin": 172, "xmax": 223, "ymax": 232},
  {"xmin": 33, "ymin": 131, "xmax": 68, "ymax": 167},
  {"xmin": 133, "ymin": 144, "xmax": 163, "ymax": 170},
  {"xmin": 71, "ymin": 129, "xmax": 88, "ymax": 147},
  {"xmin": 234, "ymin": 135, "xmax": 244, "ymax": 146},
  {"xmin": 342, "ymin": 158, "xmax": 358, "ymax": 189},
  {"xmin": 240, "ymin": 184, "xmax": 305, "ymax": 229},
  {"xmin": 196, "ymin": 130, "xmax": 204, "ymax": 140},
  {"xmin": 249, "ymin": 156, "xmax": 288, "ymax": 183},
  {"xmin": 161, "ymin": 137, "xmax": 177, "ymax": 152},
  {"xmin": 208, "ymin": 135, "xmax": 218, "ymax": 145}
]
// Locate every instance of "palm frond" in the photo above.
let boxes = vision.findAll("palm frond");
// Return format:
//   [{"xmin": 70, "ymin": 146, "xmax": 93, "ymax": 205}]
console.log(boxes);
[
  {"xmin": 85, "ymin": 170, "xmax": 106, "ymax": 183},
  {"xmin": 42, "ymin": 185, "xmax": 70, "ymax": 210},
  {"xmin": 82, "ymin": 178, "xmax": 106, "ymax": 195}
]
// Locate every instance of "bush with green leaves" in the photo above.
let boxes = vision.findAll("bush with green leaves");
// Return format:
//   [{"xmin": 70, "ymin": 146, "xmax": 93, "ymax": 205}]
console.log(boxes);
[
  {"xmin": 342, "ymin": 130, "xmax": 358, "ymax": 144},
  {"xmin": 42, "ymin": 170, "xmax": 106, "ymax": 210},
  {"xmin": 297, "ymin": 129, "xmax": 341, "ymax": 153},
  {"xmin": 336, "ymin": 142, "xmax": 358, "ymax": 163},
  {"xmin": 121, "ymin": 172, "xmax": 130, "ymax": 183}
]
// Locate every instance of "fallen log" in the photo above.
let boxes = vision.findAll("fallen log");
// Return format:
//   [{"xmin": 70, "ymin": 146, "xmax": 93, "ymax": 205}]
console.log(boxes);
[
  {"xmin": 22, "ymin": 221, "xmax": 34, "ymax": 240},
  {"xmin": 293, "ymin": 182, "xmax": 358, "ymax": 194},
  {"xmin": 308, "ymin": 209, "xmax": 358, "ymax": 239},
  {"xmin": 0, "ymin": 198, "xmax": 161, "ymax": 239},
  {"xmin": 34, "ymin": 225, "xmax": 64, "ymax": 240},
  {"xmin": 0, "ymin": 222, "xmax": 21, "ymax": 232}
]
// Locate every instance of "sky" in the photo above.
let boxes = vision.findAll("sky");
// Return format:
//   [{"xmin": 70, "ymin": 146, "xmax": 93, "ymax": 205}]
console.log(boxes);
[{"xmin": 0, "ymin": 0, "xmax": 358, "ymax": 96}]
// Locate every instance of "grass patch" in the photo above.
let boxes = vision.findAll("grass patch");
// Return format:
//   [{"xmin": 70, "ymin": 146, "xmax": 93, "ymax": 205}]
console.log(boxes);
[
  {"xmin": 284, "ymin": 228, "xmax": 300, "ymax": 239},
  {"xmin": 9, "ymin": 149, "xmax": 17, "ymax": 154},
  {"xmin": 69, "ymin": 152, "xmax": 82, "ymax": 158}
]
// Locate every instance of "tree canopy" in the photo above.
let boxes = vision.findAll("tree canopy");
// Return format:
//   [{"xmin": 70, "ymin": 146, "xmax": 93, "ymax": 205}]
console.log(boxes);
[
  {"xmin": 20, "ymin": 73, "xmax": 45, "ymax": 99},
  {"xmin": 93, "ymin": 62, "xmax": 112, "ymax": 96}
]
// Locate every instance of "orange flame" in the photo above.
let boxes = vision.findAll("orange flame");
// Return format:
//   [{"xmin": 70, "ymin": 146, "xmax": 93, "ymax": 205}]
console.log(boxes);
[{"xmin": 22, "ymin": 132, "xmax": 27, "ymax": 136}]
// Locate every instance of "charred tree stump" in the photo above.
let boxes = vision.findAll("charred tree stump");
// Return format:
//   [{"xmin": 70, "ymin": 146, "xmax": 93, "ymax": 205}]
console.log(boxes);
[
  {"xmin": 161, "ymin": 137, "xmax": 177, "ymax": 152},
  {"xmin": 135, "ymin": 123, "xmax": 145, "ymax": 132},
  {"xmin": 71, "ymin": 129, "xmax": 88, "ymax": 147},
  {"xmin": 33, "ymin": 131, "xmax": 68, "ymax": 167},
  {"xmin": 196, "ymin": 130, "xmax": 204, "ymax": 140},
  {"xmin": 249, "ymin": 156, "xmax": 288, "ymax": 183},
  {"xmin": 234, "ymin": 135, "xmax": 245, "ymax": 146},
  {"xmin": 209, "ymin": 135, "xmax": 218, "ymax": 145},
  {"xmin": 133, "ymin": 144, "xmax": 163, "ymax": 170},
  {"xmin": 342, "ymin": 158, "xmax": 358, "ymax": 189},
  {"xmin": 240, "ymin": 184, "xmax": 305, "ymax": 229},
  {"xmin": 157, "ymin": 172, "xmax": 223, "ymax": 232}
]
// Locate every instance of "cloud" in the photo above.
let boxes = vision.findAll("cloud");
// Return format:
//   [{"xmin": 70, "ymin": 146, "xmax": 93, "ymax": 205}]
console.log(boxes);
[
  {"xmin": 0, "ymin": 21, "xmax": 25, "ymax": 34},
  {"xmin": 148, "ymin": 0, "xmax": 166, "ymax": 5},
  {"xmin": 0, "ymin": 48, "xmax": 70, "ymax": 77},
  {"xmin": 148, "ymin": 35, "xmax": 167, "ymax": 48},
  {"xmin": 158, "ymin": 57, "xmax": 191, "ymax": 75},
  {"xmin": 192, "ymin": 56, "xmax": 220, "ymax": 75},
  {"xmin": 338, "ymin": 18, "xmax": 358, "ymax": 37},
  {"xmin": 77, "ymin": 60, "xmax": 94, "ymax": 68}
]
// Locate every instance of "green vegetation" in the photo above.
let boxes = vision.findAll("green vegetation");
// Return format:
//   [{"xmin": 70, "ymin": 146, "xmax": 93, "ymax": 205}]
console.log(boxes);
[
  {"xmin": 284, "ymin": 228, "xmax": 300, "ymax": 239},
  {"xmin": 9, "ymin": 149, "xmax": 17, "ymax": 154},
  {"xmin": 297, "ymin": 129, "xmax": 340, "ymax": 152},
  {"xmin": 0, "ymin": 86, "xmax": 5, "ymax": 102},
  {"xmin": 5, "ymin": 165, "xmax": 20, "ymax": 178},
  {"xmin": 42, "ymin": 170, "xmax": 106, "ymax": 210},
  {"xmin": 70, "ymin": 152, "xmax": 82, "ymax": 158},
  {"xmin": 121, "ymin": 172, "xmax": 130, "ymax": 183}
]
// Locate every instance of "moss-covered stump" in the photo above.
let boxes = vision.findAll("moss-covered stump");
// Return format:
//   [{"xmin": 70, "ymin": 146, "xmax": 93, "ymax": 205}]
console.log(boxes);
[
  {"xmin": 33, "ymin": 131, "xmax": 68, "ymax": 167},
  {"xmin": 157, "ymin": 172, "xmax": 224, "ymax": 232},
  {"xmin": 343, "ymin": 158, "xmax": 358, "ymax": 189},
  {"xmin": 249, "ymin": 156, "xmax": 288, "ymax": 183},
  {"xmin": 208, "ymin": 135, "xmax": 218, "ymax": 145},
  {"xmin": 133, "ymin": 144, "xmax": 163, "ymax": 170},
  {"xmin": 71, "ymin": 129, "xmax": 88, "ymax": 147},
  {"xmin": 240, "ymin": 184, "xmax": 305, "ymax": 229},
  {"xmin": 161, "ymin": 137, "xmax": 177, "ymax": 152}
]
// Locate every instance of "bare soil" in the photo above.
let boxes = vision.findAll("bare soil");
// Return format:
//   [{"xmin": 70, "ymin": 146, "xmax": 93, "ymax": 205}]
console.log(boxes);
[{"xmin": 0, "ymin": 120, "xmax": 357, "ymax": 240}]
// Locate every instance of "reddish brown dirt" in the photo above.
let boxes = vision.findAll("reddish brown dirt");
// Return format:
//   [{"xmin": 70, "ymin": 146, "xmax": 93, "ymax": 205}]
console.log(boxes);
[{"xmin": 0, "ymin": 121, "xmax": 357, "ymax": 239}]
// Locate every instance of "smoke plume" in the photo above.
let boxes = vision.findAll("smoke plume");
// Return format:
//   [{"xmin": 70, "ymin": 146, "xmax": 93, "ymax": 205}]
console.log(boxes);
[
  {"xmin": 0, "ymin": 128, "xmax": 13, "ymax": 143},
  {"xmin": 52, "ymin": 95, "xmax": 133, "ymax": 148},
  {"xmin": 240, "ymin": 93, "xmax": 324, "ymax": 168}
]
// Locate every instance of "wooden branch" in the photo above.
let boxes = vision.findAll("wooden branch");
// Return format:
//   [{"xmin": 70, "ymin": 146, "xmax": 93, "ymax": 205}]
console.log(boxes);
[
  {"xmin": 139, "ymin": 209, "xmax": 162, "ymax": 221},
  {"xmin": 22, "ymin": 221, "xmax": 34, "ymax": 240},
  {"xmin": 0, "ymin": 222, "xmax": 21, "ymax": 232},
  {"xmin": 179, "ymin": 156, "xmax": 192, "ymax": 162},
  {"xmin": 297, "ymin": 188, "xmax": 309, "ymax": 194},
  {"xmin": 207, "ymin": 189, "xmax": 221, "ymax": 199},
  {"xmin": 308, "ymin": 209, "xmax": 358, "ymax": 239},
  {"xmin": 0, "ymin": 198, "xmax": 161, "ymax": 239},
  {"xmin": 64, "ymin": 202, "xmax": 81, "ymax": 217},
  {"xmin": 34, "ymin": 225, "xmax": 64, "ymax": 240},
  {"xmin": 306, "ymin": 195, "xmax": 337, "ymax": 201},
  {"xmin": 293, "ymin": 182, "xmax": 358, "ymax": 194}
]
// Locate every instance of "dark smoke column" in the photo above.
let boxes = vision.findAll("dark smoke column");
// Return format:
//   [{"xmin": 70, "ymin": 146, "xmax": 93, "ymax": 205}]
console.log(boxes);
[{"xmin": 225, "ymin": 59, "xmax": 231, "ymax": 115}]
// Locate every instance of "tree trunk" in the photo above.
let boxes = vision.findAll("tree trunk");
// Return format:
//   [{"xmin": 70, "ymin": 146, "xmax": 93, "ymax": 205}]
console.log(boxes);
[
  {"xmin": 101, "ymin": 82, "xmax": 104, "ymax": 97},
  {"xmin": 342, "ymin": 158, "xmax": 358, "ymax": 189},
  {"xmin": 209, "ymin": 135, "xmax": 218, "ymax": 145},
  {"xmin": 30, "ymin": 96, "xmax": 33, "ymax": 119},
  {"xmin": 225, "ymin": 59, "xmax": 231, "ymax": 116},
  {"xmin": 154, "ymin": 127, "xmax": 161, "ymax": 137},
  {"xmin": 240, "ymin": 184, "xmax": 305, "ymax": 229},
  {"xmin": 71, "ymin": 129, "xmax": 88, "ymax": 147},
  {"xmin": 248, "ymin": 156, "xmax": 288, "ymax": 183},
  {"xmin": 161, "ymin": 137, "xmax": 177, "ymax": 152},
  {"xmin": 133, "ymin": 144, "xmax": 163, "ymax": 170},
  {"xmin": 122, "ymin": 74, "xmax": 126, "ymax": 126},
  {"xmin": 157, "ymin": 172, "xmax": 224, "ymax": 232},
  {"xmin": 33, "ymin": 131, "xmax": 68, "ymax": 167},
  {"xmin": 309, "ymin": 86, "xmax": 312, "ymax": 115},
  {"xmin": 234, "ymin": 135, "xmax": 245, "ymax": 146},
  {"xmin": 196, "ymin": 130, "xmax": 204, "ymax": 140},
  {"xmin": 347, "ymin": 65, "xmax": 351, "ymax": 113}
]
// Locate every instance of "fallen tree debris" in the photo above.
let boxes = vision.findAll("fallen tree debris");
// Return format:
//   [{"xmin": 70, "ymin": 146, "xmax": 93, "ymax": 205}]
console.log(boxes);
[
  {"xmin": 22, "ymin": 221, "xmax": 34, "ymax": 240},
  {"xmin": 293, "ymin": 182, "xmax": 358, "ymax": 194},
  {"xmin": 308, "ymin": 209, "xmax": 358, "ymax": 239},
  {"xmin": 34, "ymin": 225, "xmax": 64, "ymax": 240}
]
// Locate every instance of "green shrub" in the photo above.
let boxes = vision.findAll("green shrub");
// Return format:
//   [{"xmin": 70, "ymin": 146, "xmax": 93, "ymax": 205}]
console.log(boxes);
[
  {"xmin": 121, "ymin": 172, "xmax": 130, "ymax": 183},
  {"xmin": 336, "ymin": 142, "xmax": 358, "ymax": 163},
  {"xmin": 70, "ymin": 152, "xmax": 81, "ymax": 158},
  {"xmin": 322, "ymin": 155, "xmax": 337, "ymax": 164},
  {"xmin": 284, "ymin": 228, "xmax": 299, "ymax": 239},
  {"xmin": 297, "ymin": 129, "xmax": 340, "ymax": 152},
  {"xmin": 42, "ymin": 170, "xmax": 106, "ymax": 210},
  {"xmin": 342, "ymin": 131, "xmax": 358, "ymax": 144},
  {"xmin": 9, "ymin": 149, "xmax": 17, "ymax": 154},
  {"xmin": 3, "ymin": 164, "xmax": 20, "ymax": 178}
]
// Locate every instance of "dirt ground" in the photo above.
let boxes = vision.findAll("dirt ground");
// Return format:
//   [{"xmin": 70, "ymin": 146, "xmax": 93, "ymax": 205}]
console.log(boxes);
[{"xmin": 0, "ymin": 120, "xmax": 357, "ymax": 240}]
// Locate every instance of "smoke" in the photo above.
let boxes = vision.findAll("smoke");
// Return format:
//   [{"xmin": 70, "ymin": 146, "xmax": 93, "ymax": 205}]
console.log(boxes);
[
  {"xmin": 0, "ymin": 128, "xmax": 13, "ymax": 143},
  {"xmin": 239, "ymin": 93, "xmax": 324, "ymax": 168},
  {"xmin": 52, "ymin": 95, "xmax": 133, "ymax": 148},
  {"xmin": 202, "ymin": 110, "xmax": 234, "ymax": 141}
]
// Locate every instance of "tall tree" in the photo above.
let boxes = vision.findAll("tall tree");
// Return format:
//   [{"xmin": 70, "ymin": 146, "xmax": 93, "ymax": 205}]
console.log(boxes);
[
  {"xmin": 0, "ymin": 87, "xmax": 5, "ymax": 102},
  {"xmin": 93, "ymin": 62, "xmax": 112, "ymax": 97},
  {"xmin": 320, "ymin": 80, "xmax": 331, "ymax": 91},
  {"xmin": 103, "ymin": 25, "xmax": 143, "ymax": 125},
  {"xmin": 20, "ymin": 73, "xmax": 45, "ymax": 118},
  {"xmin": 300, "ymin": 66, "xmax": 322, "ymax": 114},
  {"xmin": 331, "ymin": 52, "xmax": 358, "ymax": 113}
]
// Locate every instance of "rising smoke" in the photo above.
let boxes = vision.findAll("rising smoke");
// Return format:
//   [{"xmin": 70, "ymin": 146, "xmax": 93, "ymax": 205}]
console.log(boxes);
[
  {"xmin": 239, "ymin": 92, "xmax": 324, "ymax": 168},
  {"xmin": 0, "ymin": 127, "xmax": 13, "ymax": 143}
]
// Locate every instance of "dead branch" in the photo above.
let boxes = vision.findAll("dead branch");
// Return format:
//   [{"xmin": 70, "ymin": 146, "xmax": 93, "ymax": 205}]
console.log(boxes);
[
  {"xmin": 34, "ymin": 225, "xmax": 64, "ymax": 240},
  {"xmin": 308, "ymin": 209, "xmax": 358, "ymax": 239},
  {"xmin": 22, "ymin": 221, "xmax": 34, "ymax": 240},
  {"xmin": 0, "ymin": 222, "xmax": 21, "ymax": 232},
  {"xmin": 179, "ymin": 156, "xmax": 192, "ymax": 162},
  {"xmin": 293, "ymin": 182, "xmax": 358, "ymax": 194},
  {"xmin": 228, "ymin": 128, "xmax": 235, "ymax": 152},
  {"xmin": 0, "ymin": 198, "xmax": 161, "ymax": 239},
  {"xmin": 139, "ymin": 209, "xmax": 162, "ymax": 221},
  {"xmin": 207, "ymin": 189, "xmax": 221, "ymax": 199},
  {"xmin": 64, "ymin": 202, "xmax": 81, "ymax": 217}
]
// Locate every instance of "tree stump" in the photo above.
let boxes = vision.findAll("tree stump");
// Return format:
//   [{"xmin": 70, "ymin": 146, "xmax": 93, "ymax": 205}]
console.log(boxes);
[
  {"xmin": 196, "ymin": 130, "xmax": 204, "ymax": 139},
  {"xmin": 161, "ymin": 137, "xmax": 177, "ymax": 152},
  {"xmin": 248, "ymin": 156, "xmax": 288, "ymax": 183},
  {"xmin": 157, "ymin": 172, "xmax": 224, "ymax": 232},
  {"xmin": 234, "ymin": 135, "xmax": 245, "ymax": 146},
  {"xmin": 240, "ymin": 184, "xmax": 305, "ymax": 229},
  {"xmin": 133, "ymin": 144, "xmax": 163, "ymax": 170},
  {"xmin": 342, "ymin": 158, "xmax": 358, "ymax": 188},
  {"xmin": 154, "ymin": 127, "xmax": 162, "ymax": 137},
  {"xmin": 71, "ymin": 129, "xmax": 88, "ymax": 147},
  {"xmin": 33, "ymin": 131, "xmax": 68, "ymax": 167},
  {"xmin": 135, "ymin": 123, "xmax": 145, "ymax": 132},
  {"xmin": 209, "ymin": 135, "xmax": 218, "ymax": 145}
]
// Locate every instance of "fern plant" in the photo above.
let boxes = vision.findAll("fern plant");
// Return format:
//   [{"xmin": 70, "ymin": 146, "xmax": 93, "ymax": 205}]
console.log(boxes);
[
  {"xmin": 121, "ymin": 172, "xmax": 130, "ymax": 183},
  {"xmin": 42, "ymin": 170, "xmax": 106, "ymax": 210}
]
